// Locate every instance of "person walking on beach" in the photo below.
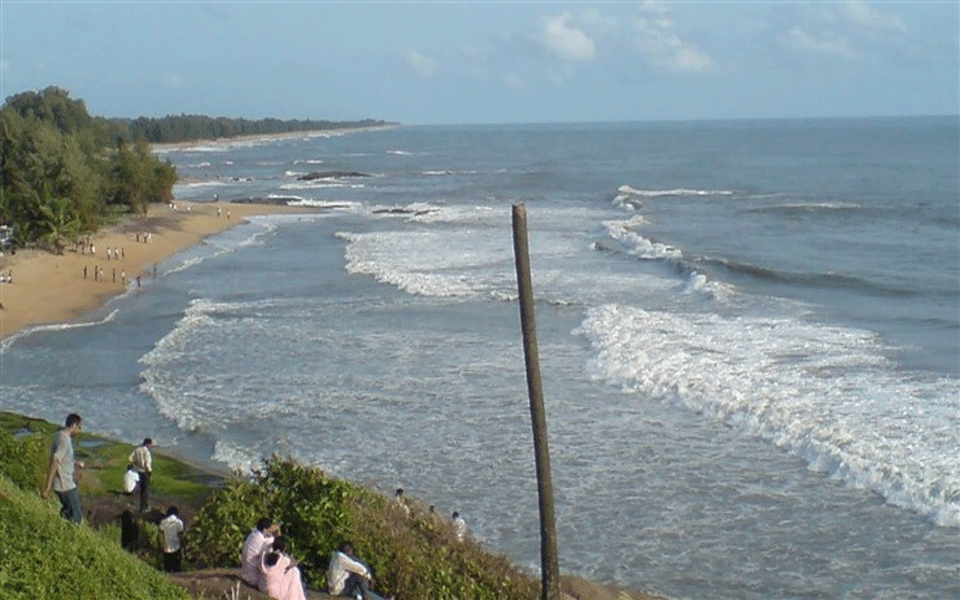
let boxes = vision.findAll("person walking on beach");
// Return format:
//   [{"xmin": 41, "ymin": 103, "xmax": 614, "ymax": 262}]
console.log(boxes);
[
  {"xmin": 159, "ymin": 505, "xmax": 185, "ymax": 572},
  {"xmin": 241, "ymin": 518, "xmax": 281, "ymax": 586},
  {"xmin": 42, "ymin": 413, "xmax": 84, "ymax": 524},
  {"xmin": 129, "ymin": 438, "xmax": 153, "ymax": 512}
]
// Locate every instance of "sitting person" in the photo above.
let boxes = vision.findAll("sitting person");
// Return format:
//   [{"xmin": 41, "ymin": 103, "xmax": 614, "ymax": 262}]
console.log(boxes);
[
  {"xmin": 259, "ymin": 537, "xmax": 306, "ymax": 600},
  {"xmin": 327, "ymin": 542, "xmax": 388, "ymax": 600},
  {"xmin": 122, "ymin": 464, "xmax": 139, "ymax": 496},
  {"xmin": 241, "ymin": 517, "xmax": 280, "ymax": 586}
]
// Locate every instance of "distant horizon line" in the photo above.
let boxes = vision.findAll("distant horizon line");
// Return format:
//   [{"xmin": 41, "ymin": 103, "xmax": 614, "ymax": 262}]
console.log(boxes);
[{"xmin": 395, "ymin": 113, "xmax": 958, "ymax": 128}]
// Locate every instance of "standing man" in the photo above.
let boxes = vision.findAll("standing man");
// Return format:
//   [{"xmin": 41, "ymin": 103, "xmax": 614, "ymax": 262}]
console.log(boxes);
[
  {"xmin": 42, "ymin": 413, "xmax": 84, "ymax": 524},
  {"xmin": 159, "ymin": 506, "xmax": 185, "ymax": 572},
  {"xmin": 129, "ymin": 438, "xmax": 153, "ymax": 512}
]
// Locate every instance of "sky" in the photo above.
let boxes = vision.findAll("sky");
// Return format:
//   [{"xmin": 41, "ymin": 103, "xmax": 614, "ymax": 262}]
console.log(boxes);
[{"xmin": 1, "ymin": 1, "xmax": 957, "ymax": 125}]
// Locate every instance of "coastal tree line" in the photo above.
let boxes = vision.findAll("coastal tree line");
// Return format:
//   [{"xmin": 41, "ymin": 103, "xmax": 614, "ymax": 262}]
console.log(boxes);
[
  {"xmin": 0, "ymin": 86, "xmax": 175, "ymax": 252},
  {"xmin": 0, "ymin": 86, "xmax": 390, "ymax": 253},
  {"xmin": 126, "ymin": 114, "xmax": 390, "ymax": 144}
]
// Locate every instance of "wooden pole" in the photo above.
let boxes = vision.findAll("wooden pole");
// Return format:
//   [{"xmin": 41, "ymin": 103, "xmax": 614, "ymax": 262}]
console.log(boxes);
[{"xmin": 511, "ymin": 204, "xmax": 561, "ymax": 600}]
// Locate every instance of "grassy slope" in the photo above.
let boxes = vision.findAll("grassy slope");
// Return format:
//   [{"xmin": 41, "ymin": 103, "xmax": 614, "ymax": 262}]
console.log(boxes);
[
  {"xmin": 0, "ymin": 412, "xmax": 667, "ymax": 600},
  {"xmin": 0, "ymin": 476, "xmax": 190, "ymax": 600}
]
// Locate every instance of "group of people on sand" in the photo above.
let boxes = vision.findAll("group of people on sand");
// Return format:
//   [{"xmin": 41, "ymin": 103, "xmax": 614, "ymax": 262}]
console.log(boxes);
[{"xmin": 240, "ymin": 518, "xmax": 392, "ymax": 600}]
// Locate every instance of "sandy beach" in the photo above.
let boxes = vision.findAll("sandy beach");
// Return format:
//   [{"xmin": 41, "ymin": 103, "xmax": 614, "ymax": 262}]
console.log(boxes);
[{"xmin": 0, "ymin": 200, "xmax": 316, "ymax": 340}]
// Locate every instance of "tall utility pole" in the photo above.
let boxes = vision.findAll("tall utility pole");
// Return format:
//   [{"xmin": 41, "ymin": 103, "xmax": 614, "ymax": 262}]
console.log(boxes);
[{"xmin": 511, "ymin": 204, "xmax": 561, "ymax": 600}]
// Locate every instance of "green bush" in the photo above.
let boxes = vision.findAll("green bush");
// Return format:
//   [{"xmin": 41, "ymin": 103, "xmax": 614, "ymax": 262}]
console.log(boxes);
[
  {"xmin": 0, "ymin": 428, "xmax": 46, "ymax": 492},
  {"xmin": 187, "ymin": 455, "xmax": 539, "ymax": 600},
  {"xmin": 0, "ymin": 476, "xmax": 190, "ymax": 600}
]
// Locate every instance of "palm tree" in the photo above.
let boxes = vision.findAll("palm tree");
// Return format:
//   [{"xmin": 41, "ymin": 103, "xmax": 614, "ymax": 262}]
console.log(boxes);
[{"xmin": 36, "ymin": 188, "xmax": 81, "ymax": 254}]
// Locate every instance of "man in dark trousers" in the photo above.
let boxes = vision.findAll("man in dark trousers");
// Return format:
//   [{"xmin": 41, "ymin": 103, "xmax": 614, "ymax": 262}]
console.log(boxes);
[
  {"xmin": 42, "ymin": 413, "xmax": 84, "ymax": 523},
  {"xmin": 129, "ymin": 438, "xmax": 153, "ymax": 512}
]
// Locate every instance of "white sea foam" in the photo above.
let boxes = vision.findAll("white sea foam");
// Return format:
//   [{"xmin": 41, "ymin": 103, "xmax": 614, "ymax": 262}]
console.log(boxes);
[
  {"xmin": 173, "ymin": 180, "xmax": 230, "ymax": 190},
  {"xmin": 0, "ymin": 310, "xmax": 119, "ymax": 352},
  {"xmin": 575, "ymin": 304, "xmax": 960, "ymax": 527},
  {"xmin": 337, "ymin": 229, "xmax": 506, "ymax": 297},
  {"xmin": 286, "ymin": 198, "xmax": 363, "ymax": 211},
  {"xmin": 616, "ymin": 184, "xmax": 734, "ymax": 198},
  {"xmin": 603, "ymin": 216, "xmax": 682, "ymax": 261},
  {"xmin": 279, "ymin": 182, "xmax": 360, "ymax": 190}
]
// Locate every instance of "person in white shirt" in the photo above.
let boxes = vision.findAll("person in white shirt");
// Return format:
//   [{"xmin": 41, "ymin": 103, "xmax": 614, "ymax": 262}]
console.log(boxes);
[
  {"xmin": 159, "ymin": 505, "xmax": 185, "ymax": 572},
  {"xmin": 122, "ymin": 464, "xmax": 139, "ymax": 495},
  {"xmin": 327, "ymin": 542, "xmax": 389, "ymax": 600},
  {"xmin": 452, "ymin": 511, "xmax": 468, "ymax": 542},
  {"xmin": 241, "ymin": 518, "xmax": 280, "ymax": 586},
  {"xmin": 128, "ymin": 438, "xmax": 153, "ymax": 512}
]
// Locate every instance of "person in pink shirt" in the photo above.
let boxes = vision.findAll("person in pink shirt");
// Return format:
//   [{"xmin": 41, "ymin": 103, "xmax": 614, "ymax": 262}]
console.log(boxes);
[
  {"xmin": 259, "ymin": 537, "xmax": 307, "ymax": 600},
  {"xmin": 240, "ymin": 518, "xmax": 280, "ymax": 586}
]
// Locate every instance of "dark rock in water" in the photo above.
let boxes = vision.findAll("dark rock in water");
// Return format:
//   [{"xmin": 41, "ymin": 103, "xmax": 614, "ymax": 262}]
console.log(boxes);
[
  {"xmin": 229, "ymin": 197, "xmax": 300, "ymax": 205},
  {"xmin": 297, "ymin": 170, "xmax": 369, "ymax": 181},
  {"xmin": 372, "ymin": 207, "xmax": 434, "ymax": 216}
]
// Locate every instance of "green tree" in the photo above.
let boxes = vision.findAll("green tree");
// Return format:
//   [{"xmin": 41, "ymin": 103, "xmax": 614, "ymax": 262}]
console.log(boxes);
[{"xmin": 35, "ymin": 185, "xmax": 82, "ymax": 254}]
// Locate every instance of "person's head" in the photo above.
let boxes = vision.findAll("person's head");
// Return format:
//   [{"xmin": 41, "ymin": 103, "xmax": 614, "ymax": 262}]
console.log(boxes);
[
  {"xmin": 65, "ymin": 413, "xmax": 82, "ymax": 435},
  {"xmin": 256, "ymin": 518, "xmax": 273, "ymax": 532},
  {"xmin": 264, "ymin": 551, "xmax": 280, "ymax": 567},
  {"xmin": 338, "ymin": 542, "xmax": 353, "ymax": 556},
  {"xmin": 272, "ymin": 536, "xmax": 287, "ymax": 553},
  {"xmin": 429, "ymin": 504, "xmax": 435, "ymax": 513},
  {"xmin": 452, "ymin": 511, "xmax": 459, "ymax": 519},
  {"xmin": 142, "ymin": 438, "xmax": 153, "ymax": 447},
  {"xmin": 165, "ymin": 506, "xmax": 179, "ymax": 518},
  {"xmin": 395, "ymin": 487, "xmax": 404, "ymax": 497},
  {"xmin": 126, "ymin": 463, "xmax": 136, "ymax": 471}
]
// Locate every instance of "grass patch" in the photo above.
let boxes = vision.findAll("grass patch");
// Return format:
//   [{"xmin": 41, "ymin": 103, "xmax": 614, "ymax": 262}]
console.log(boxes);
[{"xmin": 0, "ymin": 476, "xmax": 190, "ymax": 600}]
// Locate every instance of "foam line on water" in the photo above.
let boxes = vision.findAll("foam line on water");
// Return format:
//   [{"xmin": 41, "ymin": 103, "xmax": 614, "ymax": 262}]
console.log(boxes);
[{"xmin": 575, "ymin": 303, "xmax": 960, "ymax": 527}]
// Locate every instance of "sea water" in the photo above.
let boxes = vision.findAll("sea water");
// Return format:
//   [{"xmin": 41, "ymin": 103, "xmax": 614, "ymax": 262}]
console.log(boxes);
[{"xmin": 1, "ymin": 118, "xmax": 958, "ymax": 599}]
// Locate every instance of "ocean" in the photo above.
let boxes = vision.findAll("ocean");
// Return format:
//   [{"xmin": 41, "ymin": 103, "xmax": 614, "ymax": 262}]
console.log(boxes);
[{"xmin": 1, "ymin": 117, "xmax": 957, "ymax": 599}]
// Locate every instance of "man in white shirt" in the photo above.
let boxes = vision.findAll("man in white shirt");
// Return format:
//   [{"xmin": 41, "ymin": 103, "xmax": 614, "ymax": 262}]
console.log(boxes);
[
  {"xmin": 240, "ymin": 518, "xmax": 280, "ymax": 586},
  {"xmin": 327, "ymin": 542, "xmax": 388, "ymax": 600},
  {"xmin": 159, "ymin": 505, "xmax": 185, "ymax": 572},
  {"xmin": 128, "ymin": 438, "xmax": 153, "ymax": 512}
]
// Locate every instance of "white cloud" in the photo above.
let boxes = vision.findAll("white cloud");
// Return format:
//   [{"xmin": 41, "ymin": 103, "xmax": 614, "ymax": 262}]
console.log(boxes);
[
  {"xmin": 404, "ymin": 50, "xmax": 437, "ymax": 77},
  {"xmin": 632, "ymin": 4, "xmax": 713, "ymax": 74},
  {"xmin": 784, "ymin": 27, "xmax": 858, "ymax": 60},
  {"xmin": 161, "ymin": 72, "xmax": 184, "ymax": 89},
  {"xmin": 840, "ymin": 1, "xmax": 906, "ymax": 33},
  {"xmin": 501, "ymin": 73, "xmax": 523, "ymax": 89},
  {"xmin": 542, "ymin": 11, "xmax": 597, "ymax": 62}
]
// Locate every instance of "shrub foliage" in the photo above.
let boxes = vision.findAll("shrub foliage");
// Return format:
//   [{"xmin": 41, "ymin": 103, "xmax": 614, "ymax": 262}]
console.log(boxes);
[{"xmin": 187, "ymin": 455, "xmax": 539, "ymax": 600}]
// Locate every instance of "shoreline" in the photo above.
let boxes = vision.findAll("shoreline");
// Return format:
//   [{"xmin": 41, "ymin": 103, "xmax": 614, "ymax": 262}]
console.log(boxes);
[
  {"xmin": 151, "ymin": 123, "xmax": 398, "ymax": 152},
  {"xmin": 0, "ymin": 200, "xmax": 318, "ymax": 341}
]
